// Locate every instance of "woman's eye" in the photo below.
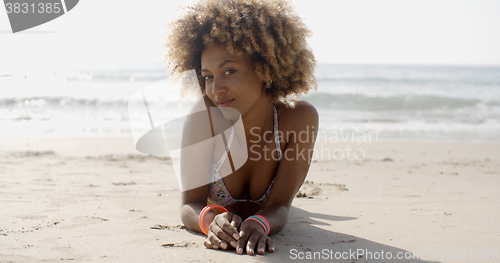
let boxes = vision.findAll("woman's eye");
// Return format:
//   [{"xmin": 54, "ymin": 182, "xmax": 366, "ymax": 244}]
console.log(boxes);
[
  {"xmin": 224, "ymin": 70, "xmax": 235, "ymax": 75},
  {"xmin": 203, "ymin": 75, "xmax": 213, "ymax": 81}
]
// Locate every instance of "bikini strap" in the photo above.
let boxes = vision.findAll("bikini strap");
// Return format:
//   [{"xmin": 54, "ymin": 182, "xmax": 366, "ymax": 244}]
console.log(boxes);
[
  {"xmin": 213, "ymin": 126, "xmax": 235, "ymax": 171},
  {"xmin": 215, "ymin": 105, "xmax": 279, "ymax": 173},
  {"xmin": 273, "ymin": 105, "xmax": 282, "ymax": 161}
]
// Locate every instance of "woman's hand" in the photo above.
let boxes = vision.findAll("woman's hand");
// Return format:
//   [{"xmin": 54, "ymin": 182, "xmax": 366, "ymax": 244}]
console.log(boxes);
[
  {"xmin": 204, "ymin": 212, "xmax": 242, "ymax": 250},
  {"xmin": 236, "ymin": 219, "xmax": 275, "ymax": 255}
]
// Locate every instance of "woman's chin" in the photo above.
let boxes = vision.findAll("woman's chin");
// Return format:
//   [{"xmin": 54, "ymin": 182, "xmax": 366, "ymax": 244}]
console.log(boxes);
[{"xmin": 220, "ymin": 107, "xmax": 241, "ymax": 121}]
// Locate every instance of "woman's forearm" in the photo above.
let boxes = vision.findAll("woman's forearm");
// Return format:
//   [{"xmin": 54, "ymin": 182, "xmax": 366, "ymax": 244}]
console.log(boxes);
[
  {"xmin": 181, "ymin": 203, "xmax": 216, "ymax": 234},
  {"xmin": 256, "ymin": 203, "xmax": 290, "ymax": 235},
  {"xmin": 182, "ymin": 201, "xmax": 290, "ymax": 235}
]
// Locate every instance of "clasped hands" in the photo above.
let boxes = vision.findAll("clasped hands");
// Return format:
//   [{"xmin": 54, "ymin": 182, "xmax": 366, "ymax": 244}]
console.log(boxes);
[{"xmin": 203, "ymin": 212, "xmax": 275, "ymax": 255}]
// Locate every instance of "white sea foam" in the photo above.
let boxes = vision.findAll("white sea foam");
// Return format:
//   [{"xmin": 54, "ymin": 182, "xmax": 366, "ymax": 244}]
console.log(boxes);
[{"xmin": 1, "ymin": 63, "xmax": 499, "ymax": 141}]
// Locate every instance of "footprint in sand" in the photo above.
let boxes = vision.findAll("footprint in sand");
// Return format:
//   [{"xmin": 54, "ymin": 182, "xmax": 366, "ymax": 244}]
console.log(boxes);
[
  {"xmin": 296, "ymin": 181, "xmax": 349, "ymax": 198},
  {"xmin": 296, "ymin": 181, "xmax": 321, "ymax": 198},
  {"xmin": 162, "ymin": 241, "xmax": 197, "ymax": 248},
  {"xmin": 150, "ymin": 224, "xmax": 187, "ymax": 231},
  {"xmin": 326, "ymin": 183, "xmax": 348, "ymax": 192},
  {"xmin": 11, "ymin": 151, "xmax": 57, "ymax": 157},
  {"xmin": 112, "ymin": 181, "xmax": 136, "ymax": 186}
]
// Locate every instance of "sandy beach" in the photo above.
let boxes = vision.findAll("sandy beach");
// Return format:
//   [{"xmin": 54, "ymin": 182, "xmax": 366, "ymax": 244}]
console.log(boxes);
[{"xmin": 1, "ymin": 136, "xmax": 499, "ymax": 262}]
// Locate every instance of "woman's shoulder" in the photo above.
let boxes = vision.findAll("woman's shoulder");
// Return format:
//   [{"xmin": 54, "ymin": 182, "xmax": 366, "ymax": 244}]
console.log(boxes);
[{"xmin": 276, "ymin": 100, "xmax": 319, "ymax": 132}]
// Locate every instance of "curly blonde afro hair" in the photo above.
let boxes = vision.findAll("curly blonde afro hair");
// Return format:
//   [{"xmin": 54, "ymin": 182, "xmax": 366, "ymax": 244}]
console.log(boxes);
[{"xmin": 164, "ymin": 0, "xmax": 317, "ymax": 103}]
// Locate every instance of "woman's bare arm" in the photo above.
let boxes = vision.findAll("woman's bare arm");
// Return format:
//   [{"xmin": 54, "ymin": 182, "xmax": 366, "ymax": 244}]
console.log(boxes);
[
  {"xmin": 179, "ymin": 97, "xmax": 215, "ymax": 233},
  {"xmin": 180, "ymin": 96, "xmax": 242, "ymax": 249},
  {"xmin": 237, "ymin": 100, "xmax": 319, "ymax": 254}
]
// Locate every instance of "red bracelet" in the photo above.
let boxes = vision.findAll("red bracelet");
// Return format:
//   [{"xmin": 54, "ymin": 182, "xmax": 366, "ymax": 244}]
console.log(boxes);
[{"xmin": 198, "ymin": 204, "xmax": 228, "ymax": 235}]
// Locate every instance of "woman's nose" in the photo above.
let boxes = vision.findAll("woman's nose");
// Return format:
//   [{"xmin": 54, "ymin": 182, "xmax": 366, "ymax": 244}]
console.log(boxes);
[{"xmin": 211, "ymin": 77, "xmax": 227, "ymax": 97}]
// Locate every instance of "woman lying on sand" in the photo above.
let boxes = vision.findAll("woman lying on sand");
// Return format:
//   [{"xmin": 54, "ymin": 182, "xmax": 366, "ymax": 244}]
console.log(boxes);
[{"xmin": 163, "ymin": 0, "xmax": 318, "ymax": 255}]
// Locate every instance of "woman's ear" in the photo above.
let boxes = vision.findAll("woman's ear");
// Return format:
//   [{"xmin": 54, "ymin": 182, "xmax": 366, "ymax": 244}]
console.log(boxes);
[
  {"xmin": 265, "ymin": 79, "xmax": 273, "ymax": 89},
  {"xmin": 261, "ymin": 81, "xmax": 267, "ymax": 90}
]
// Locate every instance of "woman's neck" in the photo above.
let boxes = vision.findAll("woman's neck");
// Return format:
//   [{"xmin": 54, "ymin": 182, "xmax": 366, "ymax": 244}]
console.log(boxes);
[{"xmin": 241, "ymin": 96, "xmax": 274, "ymax": 142}]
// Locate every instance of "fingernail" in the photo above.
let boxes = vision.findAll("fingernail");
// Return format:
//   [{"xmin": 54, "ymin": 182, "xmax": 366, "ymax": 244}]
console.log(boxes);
[
  {"xmin": 220, "ymin": 242, "xmax": 227, "ymax": 249},
  {"xmin": 233, "ymin": 233, "xmax": 240, "ymax": 240},
  {"xmin": 231, "ymin": 221, "xmax": 236, "ymax": 226},
  {"xmin": 213, "ymin": 244, "xmax": 218, "ymax": 249},
  {"xmin": 230, "ymin": 241, "xmax": 237, "ymax": 248},
  {"xmin": 259, "ymin": 248, "xmax": 264, "ymax": 253},
  {"xmin": 237, "ymin": 247, "xmax": 243, "ymax": 254}
]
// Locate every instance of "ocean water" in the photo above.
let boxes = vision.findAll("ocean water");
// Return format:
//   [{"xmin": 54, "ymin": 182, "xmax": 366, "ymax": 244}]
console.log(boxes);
[
  {"xmin": 304, "ymin": 64, "xmax": 500, "ymax": 142},
  {"xmin": 1, "ymin": 63, "xmax": 499, "ymax": 142}
]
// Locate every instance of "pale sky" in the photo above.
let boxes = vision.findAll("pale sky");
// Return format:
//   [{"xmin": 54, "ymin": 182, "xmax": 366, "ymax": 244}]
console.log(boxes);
[{"xmin": 1, "ymin": 0, "xmax": 499, "ymax": 73}]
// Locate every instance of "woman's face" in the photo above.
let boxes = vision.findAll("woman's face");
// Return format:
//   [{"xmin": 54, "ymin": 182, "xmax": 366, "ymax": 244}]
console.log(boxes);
[{"xmin": 201, "ymin": 44, "xmax": 265, "ymax": 117}]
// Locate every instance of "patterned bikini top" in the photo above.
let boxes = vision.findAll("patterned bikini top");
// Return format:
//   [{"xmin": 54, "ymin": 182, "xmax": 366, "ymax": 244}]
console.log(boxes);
[{"xmin": 207, "ymin": 105, "xmax": 282, "ymax": 206}]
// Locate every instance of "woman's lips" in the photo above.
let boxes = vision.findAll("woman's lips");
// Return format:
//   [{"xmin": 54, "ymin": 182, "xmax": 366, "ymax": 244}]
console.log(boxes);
[{"xmin": 216, "ymin": 99, "xmax": 234, "ymax": 107}]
